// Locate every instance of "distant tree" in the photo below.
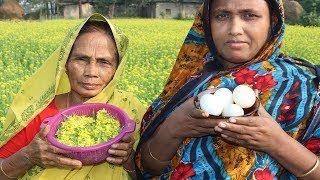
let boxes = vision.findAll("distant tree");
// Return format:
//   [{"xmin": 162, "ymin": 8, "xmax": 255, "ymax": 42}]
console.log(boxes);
[
  {"xmin": 94, "ymin": 0, "xmax": 116, "ymax": 16},
  {"xmin": 21, "ymin": 0, "xmax": 56, "ymax": 18},
  {"xmin": 297, "ymin": 0, "xmax": 320, "ymax": 15},
  {"xmin": 296, "ymin": 0, "xmax": 320, "ymax": 26},
  {"xmin": 94, "ymin": 0, "xmax": 142, "ymax": 17}
]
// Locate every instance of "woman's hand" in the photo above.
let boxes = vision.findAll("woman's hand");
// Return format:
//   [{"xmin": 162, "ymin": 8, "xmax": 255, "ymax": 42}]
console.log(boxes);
[
  {"xmin": 214, "ymin": 104, "xmax": 288, "ymax": 153},
  {"xmin": 22, "ymin": 125, "xmax": 82, "ymax": 169},
  {"xmin": 106, "ymin": 134, "xmax": 134, "ymax": 165},
  {"xmin": 164, "ymin": 96, "xmax": 226, "ymax": 140}
]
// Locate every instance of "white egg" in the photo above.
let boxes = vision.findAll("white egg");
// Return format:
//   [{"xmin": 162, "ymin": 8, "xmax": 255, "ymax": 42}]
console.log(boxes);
[
  {"xmin": 199, "ymin": 93, "xmax": 224, "ymax": 116},
  {"xmin": 213, "ymin": 88, "xmax": 233, "ymax": 108},
  {"xmin": 233, "ymin": 85, "xmax": 256, "ymax": 108},
  {"xmin": 222, "ymin": 104, "xmax": 245, "ymax": 117}
]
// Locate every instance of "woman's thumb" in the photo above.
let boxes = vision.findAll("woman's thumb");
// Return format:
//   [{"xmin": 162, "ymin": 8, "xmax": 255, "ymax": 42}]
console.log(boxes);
[
  {"xmin": 258, "ymin": 103, "xmax": 269, "ymax": 117},
  {"xmin": 39, "ymin": 125, "xmax": 50, "ymax": 139}
]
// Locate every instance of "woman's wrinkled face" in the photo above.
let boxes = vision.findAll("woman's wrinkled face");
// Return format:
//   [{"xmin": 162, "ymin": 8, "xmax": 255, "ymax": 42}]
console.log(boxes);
[
  {"xmin": 66, "ymin": 31, "xmax": 118, "ymax": 98},
  {"xmin": 210, "ymin": 0, "xmax": 271, "ymax": 63}
]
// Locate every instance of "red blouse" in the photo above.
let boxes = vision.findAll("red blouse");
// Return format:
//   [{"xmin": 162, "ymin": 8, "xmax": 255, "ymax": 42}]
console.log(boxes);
[{"xmin": 0, "ymin": 100, "xmax": 58, "ymax": 158}]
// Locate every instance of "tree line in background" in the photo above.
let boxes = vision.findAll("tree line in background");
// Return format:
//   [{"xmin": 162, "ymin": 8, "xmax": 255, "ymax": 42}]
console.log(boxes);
[
  {"xmin": 19, "ymin": 0, "xmax": 147, "ymax": 18},
  {"xmin": 0, "ymin": 0, "xmax": 320, "ymax": 26},
  {"xmin": 18, "ymin": 0, "xmax": 187, "ymax": 19},
  {"xmin": 299, "ymin": 0, "xmax": 320, "ymax": 26}
]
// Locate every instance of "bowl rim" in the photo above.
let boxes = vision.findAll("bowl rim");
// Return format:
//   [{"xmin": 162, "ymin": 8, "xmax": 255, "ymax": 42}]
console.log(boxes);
[{"xmin": 45, "ymin": 103, "xmax": 135, "ymax": 152}]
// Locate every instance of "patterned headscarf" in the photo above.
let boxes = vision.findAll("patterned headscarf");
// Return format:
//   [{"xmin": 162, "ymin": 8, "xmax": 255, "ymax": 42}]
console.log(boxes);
[
  {"xmin": 136, "ymin": 0, "xmax": 319, "ymax": 179},
  {"xmin": 139, "ymin": 0, "xmax": 286, "ymax": 146}
]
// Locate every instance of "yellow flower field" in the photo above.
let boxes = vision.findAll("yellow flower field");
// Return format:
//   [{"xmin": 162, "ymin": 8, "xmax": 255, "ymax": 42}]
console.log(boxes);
[{"xmin": 0, "ymin": 19, "xmax": 319, "ymax": 130}]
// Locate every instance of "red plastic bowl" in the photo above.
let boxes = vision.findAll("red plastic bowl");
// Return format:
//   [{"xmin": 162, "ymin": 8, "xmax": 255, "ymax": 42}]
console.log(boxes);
[{"xmin": 41, "ymin": 103, "xmax": 136, "ymax": 165}]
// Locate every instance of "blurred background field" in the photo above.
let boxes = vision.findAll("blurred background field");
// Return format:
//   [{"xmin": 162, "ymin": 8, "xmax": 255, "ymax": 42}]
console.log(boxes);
[{"xmin": 0, "ymin": 19, "xmax": 320, "ymax": 124}]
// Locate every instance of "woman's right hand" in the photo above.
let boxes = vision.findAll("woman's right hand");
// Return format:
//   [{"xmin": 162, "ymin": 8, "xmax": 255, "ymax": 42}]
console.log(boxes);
[
  {"xmin": 21, "ymin": 125, "xmax": 82, "ymax": 169},
  {"xmin": 164, "ymin": 96, "xmax": 226, "ymax": 140}
]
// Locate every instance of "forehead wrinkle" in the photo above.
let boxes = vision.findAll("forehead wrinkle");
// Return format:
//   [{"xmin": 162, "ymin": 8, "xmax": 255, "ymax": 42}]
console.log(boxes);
[{"xmin": 73, "ymin": 33, "xmax": 112, "ymax": 59}]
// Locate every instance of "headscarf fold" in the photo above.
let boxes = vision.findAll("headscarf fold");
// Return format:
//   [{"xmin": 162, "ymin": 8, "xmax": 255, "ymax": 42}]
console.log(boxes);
[
  {"xmin": 136, "ymin": 0, "xmax": 320, "ymax": 179},
  {"xmin": 1, "ymin": 13, "xmax": 145, "ymax": 180}
]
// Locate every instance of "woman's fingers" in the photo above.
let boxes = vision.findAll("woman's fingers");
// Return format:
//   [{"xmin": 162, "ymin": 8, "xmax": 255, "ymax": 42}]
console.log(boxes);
[
  {"xmin": 120, "ymin": 134, "xmax": 134, "ymax": 143},
  {"xmin": 188, "ymin": 99, "xmax": 210, "ymax": 119},
  {"xmin": 56, "ymin": 157, "xmax": 82, "ymax": 169},
  {"xmin": 49, "ymin": 153, "xmax": 82, "ymax": 169},
  {"xmin": 190, "ymin": 126, "xmax": 215, "ymax": 137},
  {"xmin": 108, "ymin": 149, "xmax": 130, "ymax": 157},
  {"xmin": 189, "ymin": 108, "xmax": 209, "ymax": 119},
  {"xmin": 257, "ymin": 103, "xmax": 271, "ymax": 117},
  {"xmin": 198, "ymin": 118, "xmax": 225, "ymax": 128},
  {"xmin": 182, "ymin": 97, "xmax": 208, "ymax": 119},
  {"xmin": 106, "ymin": 147, "xmax": 132, "ymax": 165},
  {"xmin": 108, "ymin": 137, "xmax": 133, "ymax": 164},
  {"xmin": 215, "ymin": 127, "xmax": 256, "ymax": 147},
  {"xmin": 216, "ymin": 121, "xmax": 252, "ymax": 135},
  {"xmin": 110, "ymin": 142, "xmax": 132, "ymax": 150},
  {"xmin": 220, "ymin": 133, "xmax": 245, "ymax": 146},
  {"xmin": 28, "ymin": 129, "xmax": 81, "ymax": 169},
  {"xmin": 106, "ymin": 156, "xmax": 125, "ymax": 165},
  {"xmin": 46, "ymin": 144, "xmax": 68, "ymax": 154},
  {"xmin": 215, "ymin": 127, "xmax": 246, "ymax": 140},
  {"xmin": 37, "ymin": 152, "xmax": 82, "ymax": 169},
  {"xmin": 227, "ymin": 117, "xmax": 258, "ymax": 126},
  {"xmin": 38, "ymin": 125, "xmax": 50, "ymax": 140}
]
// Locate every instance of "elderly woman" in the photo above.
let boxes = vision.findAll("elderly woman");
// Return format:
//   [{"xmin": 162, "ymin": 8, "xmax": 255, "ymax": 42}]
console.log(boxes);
[
  {"xmin": 136, "ymin": 0, "xmax": 320, "ymax": 179},
  {"xmin": 0, "ymin": 14, "xmax": 144, "ymax": 179}
]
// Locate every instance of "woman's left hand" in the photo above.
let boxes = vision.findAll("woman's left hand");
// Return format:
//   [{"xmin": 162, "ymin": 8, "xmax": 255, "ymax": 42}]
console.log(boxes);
[
  {"xmin": 214, "ymin": 104, "xmax": 288, "ymax": 153},
  {"xmin": 106, "ymin": 134, "xmax": 135, "ymax": 165}
]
